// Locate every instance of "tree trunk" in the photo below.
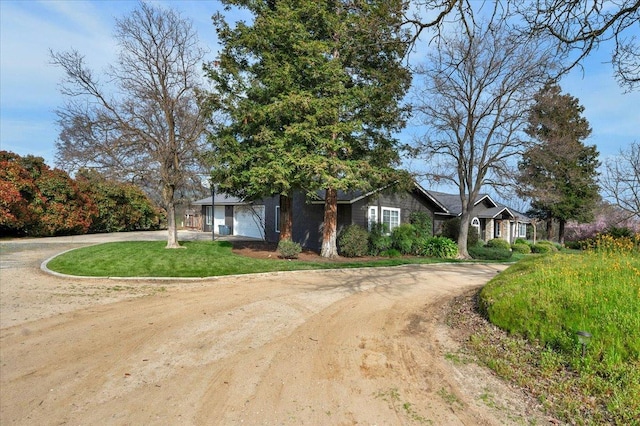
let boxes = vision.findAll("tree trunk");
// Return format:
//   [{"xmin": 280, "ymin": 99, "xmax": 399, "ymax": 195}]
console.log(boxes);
[
  {"xmin": 457, "ymin": 210, "xmax": 472, "ymax": 259},
  {"xmin": 558, "ymin": 219, "xmax": 566, "ymax": 245},
  {"xmin": 546, "ymin": 217, "xmax": 553, "ymax": 241},
  {"xmin": 279, "ymin": 194, "xmax": 293, "ymax": 241},
  {"xmin": 163, "ymin": 185, "xmax": 181, "ymax": 249},
  {"xmin": 321, "ymin": 188, "xmax": 338, "ymax": 258}
]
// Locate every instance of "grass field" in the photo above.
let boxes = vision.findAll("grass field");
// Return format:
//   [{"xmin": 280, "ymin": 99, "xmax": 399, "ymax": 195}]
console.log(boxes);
[
  {"xmin": 478, "ymin": 237, "xmax": 640, "ymax": 424},
  {"xmin": 45, "ymin": 240, "xmax": 449, "ymax": 277}
]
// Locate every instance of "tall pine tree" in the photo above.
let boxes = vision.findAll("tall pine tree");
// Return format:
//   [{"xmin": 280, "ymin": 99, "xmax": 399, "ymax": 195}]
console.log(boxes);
[
  {"xmin": 206, "ymin": 0, "xmax": 411, "ymax": 257},
  {"xmin": 517, "ymin": 83, "xmax": 600, "ymax": 244}
]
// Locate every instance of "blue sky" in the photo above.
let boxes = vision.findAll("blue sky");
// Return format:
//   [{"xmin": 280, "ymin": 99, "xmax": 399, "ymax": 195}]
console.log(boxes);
[{"xmin": 1, "ymin": 0, "xmax": 638, "ymax": 170}]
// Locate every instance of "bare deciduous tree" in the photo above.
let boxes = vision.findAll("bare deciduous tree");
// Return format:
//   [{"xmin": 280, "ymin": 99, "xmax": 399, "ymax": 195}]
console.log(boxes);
[
  {"xmin": 406, "ymin": 0, "xmax": 640, "ymax": 91},
  {"xmin": 601, "ymin": 142, "xmax": 640, "ymax": 220},
  {"xmin": 51, "ymin": 2, "xmax": 209, "ymax": 248},
  {"xmin": 412, "ymin": 15, "xmax": 554, "ymax": 257},
  {"xmin": 518, "ymin": 0, "xmax": 640, "ymax": 91}
]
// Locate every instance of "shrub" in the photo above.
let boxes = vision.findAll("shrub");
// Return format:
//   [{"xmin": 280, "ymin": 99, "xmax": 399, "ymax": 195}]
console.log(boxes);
[
  {"xmin": 338, "ymin": 224, "xmax": 369, "ymax": 257},
  {"xmin": 277, "ymin": 239, "xmax": 302, "ymax": 259},
  {"xmin": 368, "ymin": 223, "xmax": 392, "ymax": 255},
  {"xmin": 486, "ymin": 238, "xmax": 511, "ymax": 251},
  {"xmin": 391, "ymin": 223, "xmax": 417, "ymax": 254},
  {"xmin": 531, "ymin": 242, "xmax": 553, "ymax": 254},
  {"xmin": 440, "ymin": 217, "xmax": 479, "ymax": 247},
  {"xmin": 514, "ymin": 238, "xmax": 530, "ymax": 246},
  {"xmin": 467, "ymin": 226, "xmax": 480, "ymax": 248},
  {"xmin": 536, "ymin": 240, "xmax": 562, "ymax": 251},
  {"xmin": 564, "ymin": 240, "xmax": 583, "ymax": 250},
  {"xmin": 586, "ymin": 233, "xmax": 640, "ymax": 254},
  {"xmin": 422, "ymin": 236, "xmax": 458, "ymax": 258},
  {"xmin": 604, "ymin": 226, "xmax": 634, "ymax": 239},
  {"xmin": 468, "ymin": 245, "xmax": 513, "ymax": 260},
  {"xmin": 409, "ymin": 211, "xmax": 432, "ymax": 237},
  {"xmin": 381, "ymin": 248, "xmax": 401, "ymax": 257},
  {"xmin": 511, "ymin": 243, "xmax": 531, "ymax": 254}
]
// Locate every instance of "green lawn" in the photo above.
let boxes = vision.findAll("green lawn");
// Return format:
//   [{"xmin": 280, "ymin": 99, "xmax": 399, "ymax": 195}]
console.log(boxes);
[
  {"xmin": 477, "ymin": 250, "xmax": 640, "ymax": 424},
  {"xmin": 45, "ymin": 240, "xmax": 450, "ymax": 277}
]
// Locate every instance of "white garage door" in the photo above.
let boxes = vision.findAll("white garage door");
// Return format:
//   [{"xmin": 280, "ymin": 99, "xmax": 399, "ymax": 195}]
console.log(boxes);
[{"xmin": 233, "ymin": 205, "xmax": 265, "ymax": 239}]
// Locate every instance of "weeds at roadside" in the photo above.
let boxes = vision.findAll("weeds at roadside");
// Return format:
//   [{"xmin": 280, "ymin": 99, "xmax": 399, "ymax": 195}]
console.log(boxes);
[
  {"xmin": 437, "ymin": 387, "xmax": 464, "ymax": 409},
  {"xmin": 374, "ymin": 388, "xmax": 432, "ymax": 424}
]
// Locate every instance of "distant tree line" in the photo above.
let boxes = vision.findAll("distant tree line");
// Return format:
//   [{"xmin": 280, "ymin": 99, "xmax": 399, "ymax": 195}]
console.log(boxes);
[{"xmin": 0, "ymin": 151, "xmax": 164, "ymax": 237}]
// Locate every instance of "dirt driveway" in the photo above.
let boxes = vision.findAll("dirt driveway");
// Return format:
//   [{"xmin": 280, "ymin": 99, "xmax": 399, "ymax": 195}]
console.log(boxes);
[{"xmin": 0, "ymin": 232, "xmax": 547, "ymax": 425}]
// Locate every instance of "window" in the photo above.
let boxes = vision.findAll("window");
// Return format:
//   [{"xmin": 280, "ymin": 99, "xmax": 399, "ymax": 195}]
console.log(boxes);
[
  {"xmin": 275, "ymin": 206, "xmax": 280, "ymax": 233},
  {"xmin": 471, "ymin": 217, "xmax": 480, "ymax": 236},
  {"xmin": 518, "ymin": 223, "xmax": 527, "ymax": 238},
  {"xmin": 494, "ymin": 220, "xmax": 502, "ymax": 237},
  {"xmin": 381, "ymin": 207, "xmax": 400, "ymax": 232},
  {"xmin": 205, "ymin": 206, "xmax": 212, "ymax": 226},
  {"xmin": 368, "ymin": 206, "xmax": 377, "ymax": 231}
]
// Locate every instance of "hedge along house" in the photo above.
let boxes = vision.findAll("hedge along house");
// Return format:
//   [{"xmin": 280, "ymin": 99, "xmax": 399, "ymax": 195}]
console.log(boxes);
[{"xmin": 427, "ymin": 191, "xmax": 532, "ymax": 244}]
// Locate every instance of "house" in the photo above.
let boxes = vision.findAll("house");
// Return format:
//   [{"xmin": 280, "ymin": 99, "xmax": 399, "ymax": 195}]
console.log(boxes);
[
  {"xmin": 193, "ymin": 184, "xmax": 531, "ymax": 249},
  {"xmin": 427, "ymin": 191, "xmax": 531, "ymax": 243}
]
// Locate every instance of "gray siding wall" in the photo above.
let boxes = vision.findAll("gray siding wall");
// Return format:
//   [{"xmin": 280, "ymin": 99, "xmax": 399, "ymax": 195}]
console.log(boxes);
[
  {"xmin": 262, "ymin": 196, "xmax": 281, "ymax": 244},
  {"xmin": 365, "ymin": 189, "xmax": 439, "ymax": 235},
  {"xmin": 293, "ymin": 193, "xmax": 325, "ymax": 249},
  {"xmin": 264, "ymin": 188, "xmax": 443, "ymax": 251}
]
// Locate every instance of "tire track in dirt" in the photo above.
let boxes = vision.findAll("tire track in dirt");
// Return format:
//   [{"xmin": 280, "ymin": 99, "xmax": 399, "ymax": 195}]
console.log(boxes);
[{"xmin": 1, "ymin": 237, "xmax": 547, "ymax": 425}]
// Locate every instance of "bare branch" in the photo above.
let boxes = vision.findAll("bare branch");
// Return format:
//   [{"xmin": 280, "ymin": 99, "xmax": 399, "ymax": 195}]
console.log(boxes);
[
  {"xmin": 411, "ymin": 12, "xmax": 554, "ymax": 256},
  {"xmin": 50, "ymin": 3, "xmax": 209, "ymax": 247}
]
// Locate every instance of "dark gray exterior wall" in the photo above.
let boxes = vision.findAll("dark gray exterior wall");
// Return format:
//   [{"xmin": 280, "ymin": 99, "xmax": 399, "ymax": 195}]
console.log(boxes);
[
  {"xmin": 262, "ymin": 196, "xmax": 281, "ymax": 244},
  {"xmin": 264, "ymin": 188, "xmax": 443, "ymax": 251},
  {"xmin": 368, "ymin": 189, "xmax": 441, "ymax": 235}
]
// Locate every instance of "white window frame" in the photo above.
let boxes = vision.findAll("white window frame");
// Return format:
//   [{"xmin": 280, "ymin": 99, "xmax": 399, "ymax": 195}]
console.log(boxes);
[
  {"xmin": 518, "ymin": 223, "xmax": 527, "ymax": 238},
  {"xmin": 494, "ymin": 220, "xmax": 502, "ymax": 237},
  {"xmin": 381, "ymin": 207, "xmax": 400, "ymax": 232},
  {"xmin": 368, "ymin": 206, "xmax": 377, "ymax": 231},
  {"xmin": 275, "ymin": 206, "xmax": 280, "ymax": 233},
  {"xmin": 205, "ymin": 206, "xmax": 212, "ymax": 226},
  {"xmin": 471, "ymin": 217, "xmax": 480, "ymax": 236}
]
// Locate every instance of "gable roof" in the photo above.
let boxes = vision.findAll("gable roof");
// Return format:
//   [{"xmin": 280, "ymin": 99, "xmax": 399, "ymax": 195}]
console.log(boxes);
[
  {"xmin": 427, "ymin": 190, "xmax": 531, "ymax": 223},
  {"xmin": 309, "ymin": 182, "xmax": 450, "ymax": 214},
  {"xmin": 426, "ymin": 191, "xmax": 498, "ymax": 215},
  {"xmin": 192, "ymin": 193, "xmax": 252, "ymax": 206}
]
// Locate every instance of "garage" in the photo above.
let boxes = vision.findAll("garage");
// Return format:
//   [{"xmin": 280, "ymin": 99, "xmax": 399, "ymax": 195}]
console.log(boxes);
[{"xmin": 233, "ymin": 205, "xmax": 265, "ymax": 240}]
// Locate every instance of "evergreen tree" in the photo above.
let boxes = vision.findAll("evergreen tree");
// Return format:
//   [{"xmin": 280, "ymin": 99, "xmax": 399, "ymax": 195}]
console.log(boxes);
[
  {"xmin": 206, "ymin": 0, "xmax": 411, "ymax": 257},
  {"xmin": 517, "ymin": 83, "xmax": 600, "ymax": 244}
]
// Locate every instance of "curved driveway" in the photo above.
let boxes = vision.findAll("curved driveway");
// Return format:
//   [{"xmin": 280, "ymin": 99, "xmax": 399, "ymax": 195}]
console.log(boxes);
[{"xmin": 0, "ymin": 231, "xmax": 546, "ymax": 425}]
